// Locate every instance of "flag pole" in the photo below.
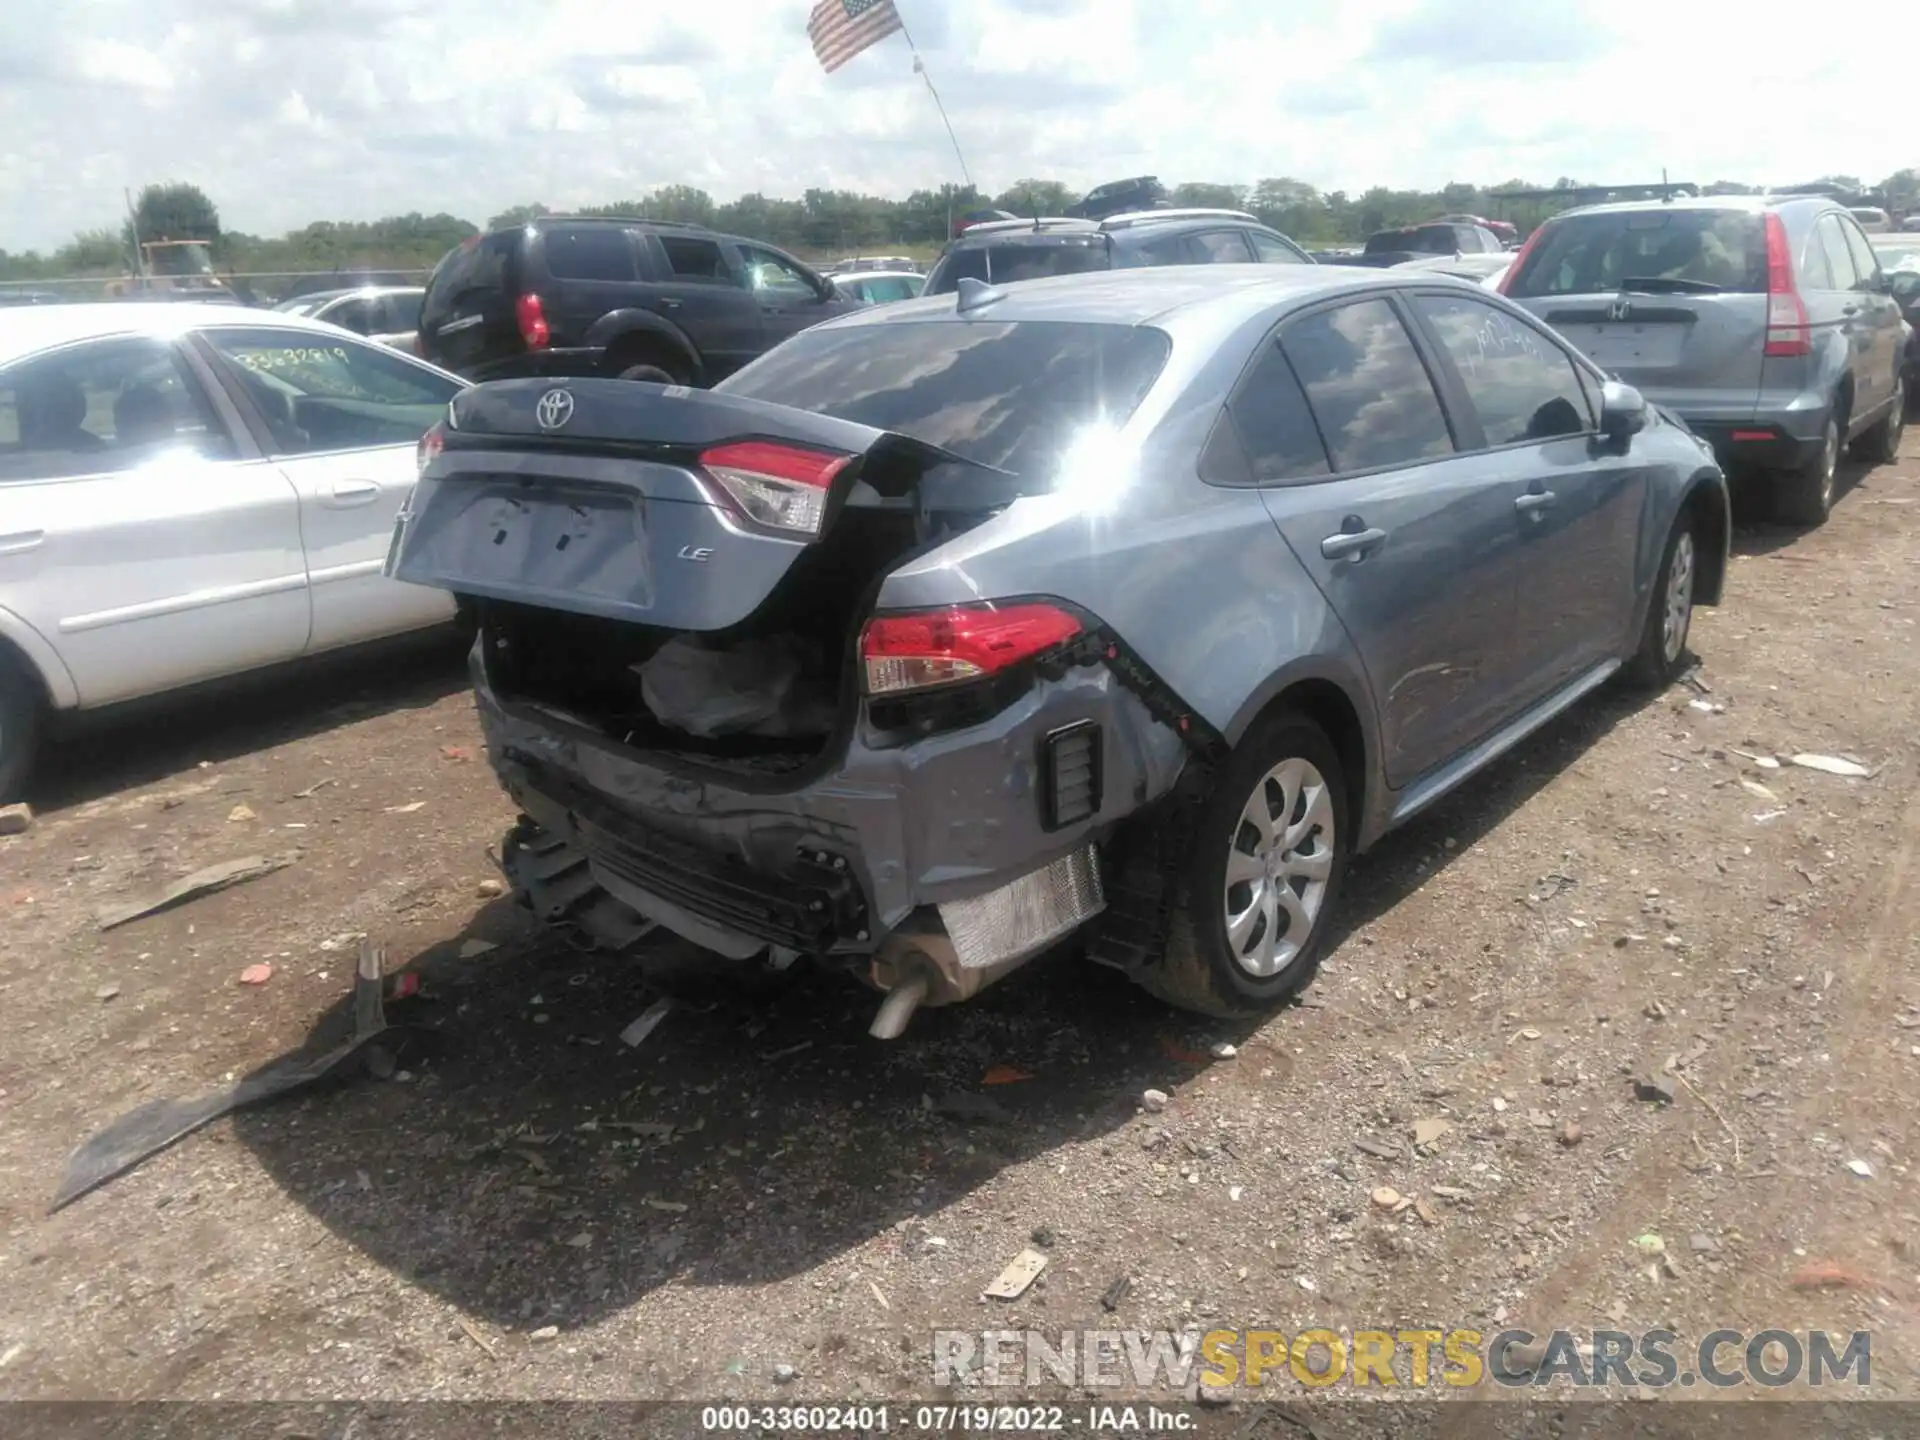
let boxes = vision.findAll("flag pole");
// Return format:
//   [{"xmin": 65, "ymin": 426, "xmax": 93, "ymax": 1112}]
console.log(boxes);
[{"xmin": 894, "ymin": 8, "xmax": 973, "ymax": 193}]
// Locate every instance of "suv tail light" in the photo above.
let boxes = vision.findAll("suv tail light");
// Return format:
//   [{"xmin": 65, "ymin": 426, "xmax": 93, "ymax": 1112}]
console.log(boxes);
[
  {"xmin": 861, "ymin": 602, "xmax": 1083, "ymax": 696},
  {"xmin": 1496, "ymin": 224, "xmax": 1546, "ymax": 295},
  {"xmin": 1762, "ymin": 212, "xmax": 1810, "ymax": 357},
  {"xmin": 515, "ymin": 292, "xmax": 550, "ymax": 350},
  {"xmin": 699, "ymin": 441, "xmax": 850, "ymax": 537},
  {"xmin": 416, "ymin": 420, "xmax": 445, "ymax": 477}
]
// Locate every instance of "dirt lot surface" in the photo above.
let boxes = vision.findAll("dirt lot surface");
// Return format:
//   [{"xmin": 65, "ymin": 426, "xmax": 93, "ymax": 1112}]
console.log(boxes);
[{"xmin": 3, "ymin": 440, "xmax": 1919, "ymax": 1414}]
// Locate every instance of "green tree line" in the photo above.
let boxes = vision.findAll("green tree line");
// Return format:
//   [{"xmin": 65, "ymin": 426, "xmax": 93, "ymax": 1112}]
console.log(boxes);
[{"xmin": 5, "ymin": 170, "xmax": 1916, "ymax": 284}]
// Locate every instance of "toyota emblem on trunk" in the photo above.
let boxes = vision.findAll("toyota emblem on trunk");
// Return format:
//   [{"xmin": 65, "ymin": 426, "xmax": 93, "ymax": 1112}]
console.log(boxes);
[{"xmin": 535, "ymin": 388, "xmax": 575, "ymax": 430}]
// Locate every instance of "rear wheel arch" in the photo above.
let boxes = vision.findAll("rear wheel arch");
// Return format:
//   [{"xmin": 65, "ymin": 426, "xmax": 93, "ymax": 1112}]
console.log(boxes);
[
  {"xmin": 1228, "ymin": 673, "xmax": 1373, "ymax": 851},
  {"xmin": 1679, "ymin": 472, "xmax": 1730, "ymax": 606},
  {"xmin": 587, "ymin": 313, "xmax": 701, "ymax": 382},
  {"xmin": 0, "ymin": 633, "xmax": 54, "ymax": 803}
]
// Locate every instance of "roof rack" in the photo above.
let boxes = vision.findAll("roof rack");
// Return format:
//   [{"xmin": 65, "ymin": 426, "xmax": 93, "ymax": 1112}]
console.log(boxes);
[
  {"xmin": 530, "ymin": 215, "xmax": 712, "ymax": 232},
  {"xmin": 959, "ymin": 216, "xmax": 1098, "ymax": 236},
  {"xmin": 1099, "ymin": 208, "xmax": 1258, "ymax": 230}
]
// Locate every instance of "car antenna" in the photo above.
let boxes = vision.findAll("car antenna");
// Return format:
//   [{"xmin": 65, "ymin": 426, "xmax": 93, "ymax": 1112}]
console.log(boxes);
[
  {"xmin": 1029, "ymin": 186, "xmax": 1041, "ymax": 232},
  {"xmin": 955, "ymin": 276, "xmax": 1005, "ymax": 314}
]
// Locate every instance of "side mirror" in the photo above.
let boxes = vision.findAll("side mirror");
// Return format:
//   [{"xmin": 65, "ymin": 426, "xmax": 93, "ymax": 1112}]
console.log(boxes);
[{"xmin": 1599, "ymin": 380, "xmax": 1648, "ymax": 444}]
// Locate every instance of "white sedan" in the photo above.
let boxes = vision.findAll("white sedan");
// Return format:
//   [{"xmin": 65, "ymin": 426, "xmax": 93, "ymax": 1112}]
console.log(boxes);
[{"xmin": 0, "ymin": 303, "xmax": 465, "ymax": 798}]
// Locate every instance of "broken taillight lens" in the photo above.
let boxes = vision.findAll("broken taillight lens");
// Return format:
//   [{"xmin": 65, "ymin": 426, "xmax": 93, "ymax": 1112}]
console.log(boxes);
[
  {"xmin": 416, "ymin": 420, "xmax": 445, "ymax": 476},
  {"xmin": 699, "ymin": 440, "xmax": 851, "ymax": 537},
  {"xmin": 860, "ymin": 602, "xmax": 1084, "ymax": 696}
]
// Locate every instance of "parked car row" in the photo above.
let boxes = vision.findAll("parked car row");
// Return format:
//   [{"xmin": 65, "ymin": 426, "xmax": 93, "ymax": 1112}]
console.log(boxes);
[{"xmin": 1, "ymin": 186, "xmax": 1909, "ymax": 1043}]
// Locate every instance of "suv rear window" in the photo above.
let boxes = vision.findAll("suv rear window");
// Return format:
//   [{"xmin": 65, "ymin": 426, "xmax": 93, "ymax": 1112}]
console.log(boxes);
[
  {"xmin": 926, "ymin": 239, "xmax": 1111, "ymax": 294},
  {"xmin": 1507, "ymin": 209, "xmax": 1766, "ymax": 297},
  {"xmin": 422, "ymin": 232, "xmax": 516, "ymax": 324},
  {"xmin": 717, "ymin": 320, "xmax": 1170, "ymax": 477}
]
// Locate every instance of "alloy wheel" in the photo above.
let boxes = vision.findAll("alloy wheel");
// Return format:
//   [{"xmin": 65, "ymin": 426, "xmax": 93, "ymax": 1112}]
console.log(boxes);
[
  {"xmin": 1661, "ymin": 530, "xmax": 1695, "ymax": 665},
  {"xmin": 1223, "ymin": 757, "xmax": 1335, "ymax": 977}
]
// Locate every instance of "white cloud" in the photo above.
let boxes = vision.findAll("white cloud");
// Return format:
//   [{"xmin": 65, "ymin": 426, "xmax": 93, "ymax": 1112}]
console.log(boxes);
[{"xmin": 1, "ymin": 0, "xmax": 1912, "ymax": 253}]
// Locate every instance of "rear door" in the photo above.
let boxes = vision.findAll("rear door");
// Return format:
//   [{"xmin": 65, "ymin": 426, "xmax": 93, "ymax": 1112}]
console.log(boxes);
[
  {"xmin": 1185, "ymin": 230, "xmax": 1256, "ymax": 264},
  {"xmin": 731, "ymin": 242, "xmax": 850, "ymax": 350},
  {"xmin": 532, "ymin": 224, "xmax": 645, "ymax": 352},
  {"xmin": 1408, "ymin": 289, "xmax": 1643, "ymax": 700},
  {"xmin": 1840, "ymin": 215, "xmax": 1903, "ymax": 419},
  {"xmin": 0, "ymin": 334, "xmax": 310, "ymax": 707},
  {"xmin": 419, "ymin": 231, "xmax": 521, "ymax": 374},
  {"xmin": 1246, "ymin": 294, "xmax": 1528, "ymax": 786},
  {"xmin": 639, "ymin": 233, "xmax": 762, "ymax": 379},
  {"xmin": 1506, "ymin": 208, "xmax": 1770, "ymax": 424},
  {"xmin": 1805, "ymin": 213, "xmax": 1878, "ymax": 420},
  {"xmin": 195, "ymin": 325, "xmax": 458, "ymax": 652}
]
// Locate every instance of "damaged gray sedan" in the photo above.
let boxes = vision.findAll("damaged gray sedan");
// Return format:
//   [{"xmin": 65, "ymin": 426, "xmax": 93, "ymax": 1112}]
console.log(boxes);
[{"xmin": 387, "ymin": 265, "xmax": 1730, "ymax": 1036}]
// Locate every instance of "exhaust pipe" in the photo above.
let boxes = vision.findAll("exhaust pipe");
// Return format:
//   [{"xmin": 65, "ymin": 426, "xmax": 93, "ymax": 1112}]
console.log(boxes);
[{"xmin": 868, "ymin": 967, "xmax": 931, "ymax": 1040}]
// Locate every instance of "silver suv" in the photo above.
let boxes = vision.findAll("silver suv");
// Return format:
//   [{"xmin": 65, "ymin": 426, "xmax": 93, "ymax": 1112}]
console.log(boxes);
[
  {"xmin": 1500, "ymin": 195, "xmax": 1908, "ymax": 524},
  {"xmin": 390, "ymin": 266, "xmax": 1730, "ymax": 1036}
]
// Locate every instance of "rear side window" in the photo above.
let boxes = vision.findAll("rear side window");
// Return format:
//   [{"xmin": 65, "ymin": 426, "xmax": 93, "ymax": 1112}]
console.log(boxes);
[
  {"xmin": 1508, "ymin": 209, "xmax": 1767, "ymax": 297},
  {"xmin": 1190, "ymin": 231, "xmax": 1253, "ymax": 263},
  {"xmin": 1813, "ymin": 216, "xmax": 1858, "ymax": 291},
  {"xmin": 1840, "ymin": 219, "xmax": 1881, "ymax": 290},
  {"xmin": 1224, "ymin": 342, "xmax": 1330, "ymax": 482},
  {"xmin": 542, "ymin": 227, "xmax": 638, "ymax": 282},
  {"xmin": 0, "ymin": 337, "xmax": 235, "ymax": 480},
  {"xmin": 1414, "ymin": 294, "xmax": 1592, "ymax": 446},
  {"xmin": 1249, "ymin": 231, "xmax": 1306, "ymax": 264},
  {"xmin": 1280, "ymin": 298, "xmax": 1455, "ymax": 472},
  {"xmin": 926, "ymin": 240, "xmax": 1111, "ymax": 294},
  {"xmin": 659, "ymin": 236, "xmax": 729, "ymax": 281},
  {"xmin": 718, "ymin": 320, "xmax": 1169, "ymax": 477}
]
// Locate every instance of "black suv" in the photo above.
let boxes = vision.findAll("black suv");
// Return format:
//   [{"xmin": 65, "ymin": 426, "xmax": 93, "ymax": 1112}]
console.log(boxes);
[
  {"xmin": 922, "ymin": 209, "xmax": 1312, "ymax": 294},
  {"xmin": 417, "ymin": 217, "xmax": 858, "ymax": 384}
]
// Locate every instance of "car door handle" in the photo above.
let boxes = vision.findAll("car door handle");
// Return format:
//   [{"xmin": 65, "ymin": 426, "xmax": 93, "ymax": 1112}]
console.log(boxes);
[
  {"xmin": 1514, "ymin": 490, "xmax": 1558, "ymax": 514},
  {"xmin": 0, "ymin": 529, "xmax": 45, "ymax": 557},
  {"xmin": 1320, "ymin": 527, "xmax": 1387, "ymax": 559},
  {"xmin": 760, "ymin": 305, "xmax": 782, "ymax": 315},
  {"xmin": 323, "ymin": 480, "xmax": 381, "ymax": 507},
  {"xmin": 656, "ymin": 299, "xmax": 682, "ymax": 311}
]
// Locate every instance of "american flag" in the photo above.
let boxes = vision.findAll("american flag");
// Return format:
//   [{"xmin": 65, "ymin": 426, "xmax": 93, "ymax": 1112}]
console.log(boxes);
[{"xmin": 808, "ymin": 0, "xmax": 904, "ymax": 74}]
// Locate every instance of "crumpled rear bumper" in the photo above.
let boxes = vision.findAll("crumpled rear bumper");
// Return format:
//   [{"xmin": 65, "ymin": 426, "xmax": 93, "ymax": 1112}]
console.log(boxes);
[{"xmin": 471, "ymin": 643, "xmax": 1190, "ymax": 962}]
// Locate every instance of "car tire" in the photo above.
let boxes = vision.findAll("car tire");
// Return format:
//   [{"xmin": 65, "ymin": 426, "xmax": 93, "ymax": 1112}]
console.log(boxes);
[
  {"xmin": 0, "ymin": 648, "xmax": 43, "ymax": 805},
  {"xmin": 1131, "ymin": 713, "xmax": 1350, "ymax": 1019},
  {"xmin": 1624, "ymin": 510, "xmax": 1699, "ymax": 688},
  {"xmin": 1774, "ymin": 412, "xmax": 1841, "ymax": 526},
  {"xmin": 1849, "ymin": 386, "xmax": 1905, "ymax": 466},
  {"xmin": 615, "ymin": 360, "xmax": 685, "ymax": 385}
]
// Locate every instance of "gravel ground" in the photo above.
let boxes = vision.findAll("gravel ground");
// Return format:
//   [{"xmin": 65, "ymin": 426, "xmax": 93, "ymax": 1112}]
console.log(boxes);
[{"xmin": 1, "ymin": 436, "xmax": 1917, "ymax": 1412}]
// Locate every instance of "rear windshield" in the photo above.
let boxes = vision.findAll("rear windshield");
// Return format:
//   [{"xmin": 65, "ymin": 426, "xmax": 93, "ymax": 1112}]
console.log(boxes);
[
  {"xmin": 925, "ymin": 238, "xmax": 1112, "ymax": 295},
  {"xmin": 717, "ymin": 320, "xmax": 1170, "ymax": 477},
  {"xmin": 1507, "ymin": 209, "xmax": 1766, "ymax": 297},
  {"xmin": 421, "ymin": 232, "xmax": 517, "ymax": 323},
  {"xmin": 1364, "ymin": 228, "xmax": 1450, "ymax": 254}
]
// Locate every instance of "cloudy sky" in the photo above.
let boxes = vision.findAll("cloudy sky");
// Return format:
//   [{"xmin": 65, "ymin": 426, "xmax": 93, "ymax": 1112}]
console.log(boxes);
[{"xmin": 1, "ymin": 0, "xmax": 1910, "ymax": 253}]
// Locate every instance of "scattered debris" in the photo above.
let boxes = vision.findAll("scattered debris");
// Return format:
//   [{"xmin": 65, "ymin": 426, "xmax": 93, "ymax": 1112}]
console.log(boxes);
[
  {"xmin": 0, "ymin": 802, "xmax": 35, "ymax": 835},
  {"xmin": 1141, "ymin": 1088, "xmax": 1169, "ymax": 1114},
  {"xmin": 1738, "ymin": 778, "xmax": 1780, "ymax": 803},
  {"xmin": 1788, "ymin": 754, "xmax": 1872, "ymax": 778},
  {"xmin": 227, "ymin": 803, "xmax": 257, "ymax": 823},
  {"xmin": 385, "ymin": 801, "xmax": 427, "ymax": 814},
  {"xmin": 1791, "ymin": 1261, "xmax": 1885, "ymax": 1294},
  {"xmin": 868, "ymin": 1280, "xmax": 890, "ymax": 1311},
  {"xmin": 528, "ymin": 1326, "xmax": 559, "ymax": 1342},
  {"xmin": 1690, "ymin": 1233, "xmax": 1719, "ymax": 1254},
  {"xmin": 237, "ymin": 963, "xmax": 274, "ymax": 986},
  {"xmin": 1728, "ymin": 748, "xmax": 1779, "ymax": 770},
  {"xmin": 619, "ymin": 997, "xmax": 674, "ymax": 1049},
  {"xmin": 1644, "ymin": 999, "xmax": 1669, "ymax": 1020},
  {"xmin": 457, "ymin": 1317, "xmax": 497, "ymax": 1360},
  {"xmin": 292, "ymin": 778, "xmax": 336, "ymax": 799},
  {"xmin": 1558, "ymin": 1121, "xmax": 1583, "ymax": 1148},
  {"xmin": 1371, "ymin": 1186, "xmax": 1403, "ymax": 1210},
  {"xmin": 1356, "ymin": 1137, "xmax": 1402, "ymax": 1159},
  {"xmin": 440, "ymin": 745, "xmax": 472, "ymax": 762},
  {"xmin": 1528, "ymin": 873, "xmax": 1577, "ymax": 904},
  {"xmin": 96, "ymin": 853, "xmax": 296, "ymax": 931},
  {"xmin": 457, "ymin": 939, "xmax": 497, "ymax": 959},
  {"xmin": 1413, "ymin": 1197, "xmax": 1439, "ymax": 1227},
  {"xmin": 1209, "ymin": 1041, "xmax": 1238, "ymax": 1059},
  {"xmin": 95, "ymin": 984, "xmax": 120, "ymax": 1003},
  {"xmin": 982, "ymin": 1065, "xmax": 1035, "ymax": 1085},
  {"xmin": 1100, "ymin": 1275, "xmax": 1132, "ymax": 1311},
  {"xmin": 1029, "ymin": 1225, "xmax": 1056, "ymax": 1249},
  {"xmin": 1846, "ymin": 1158, "xmax": 1875, "ymax": 1179},
  {"xmin": 761, "ymin": 1039, "xmax": 813, "ymax": 1062},
  {"xmin": 1634, "ymin": 1233, "xmax": 1666, "ymax": 1257},
  {"xmin": 476, "ymin": 878, "xmax": 508, "ymax": 898},
  {"xmin": 773, "ymin": 1363, "xmax": 798, "ymax": 1385},
  {"xmin": 1412, "ymin": 1117, "xmax": 1453, "ymax": 1147},
  {"xmin": 983, "ymin": 1247, "xmax": 1048, "ymax": 1301},
  {"xmin": 1633, "ymin": 1077, "xmax": 1676, "ymax": 1105},
  {"xmin": 643, "ymin": 1198, "xmax": 688, "ymax": 1214}
]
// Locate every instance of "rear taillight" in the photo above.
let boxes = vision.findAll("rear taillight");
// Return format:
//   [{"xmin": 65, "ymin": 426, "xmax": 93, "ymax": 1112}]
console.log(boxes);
[
  {"xmin": 860, "ymin": 602, "xmax": 1083, "ymax": 696},
  {"xmin": 515, "ymin": 292, "xmax": 550, "ymax": 350},
  {"xmin": 1496, "ymin": 223, "xmax": 1546, "ymax": 295},
  {"xmin": 1762, "ymin": 212, "xmax": 1810, "ymax": 357},
  {"xmin": 699, "ymin": 440, "xmax": 850, "ymax": 537},
  {"xmin": 416, "ymin": 420, "xmax": 445, "ymax": 476}
]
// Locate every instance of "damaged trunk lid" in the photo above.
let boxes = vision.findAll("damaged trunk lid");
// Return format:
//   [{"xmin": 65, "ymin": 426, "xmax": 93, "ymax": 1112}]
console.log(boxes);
[{"xmin": 387, "ymin": 378, "xmax": 1015, "ymax": 632}]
